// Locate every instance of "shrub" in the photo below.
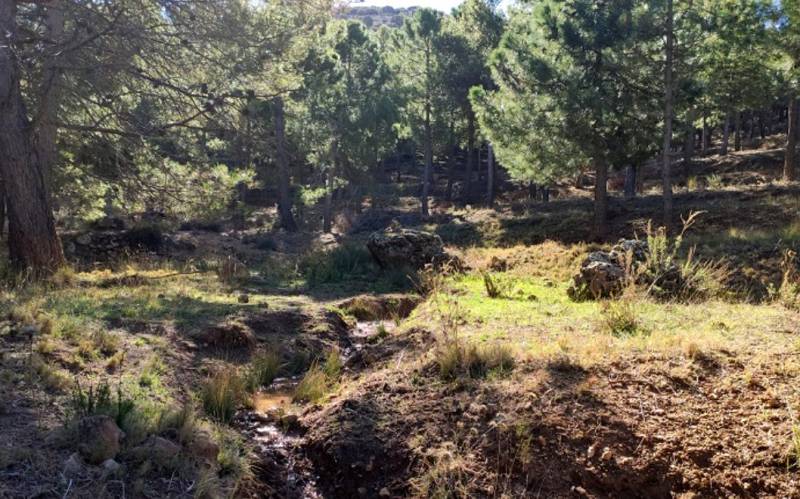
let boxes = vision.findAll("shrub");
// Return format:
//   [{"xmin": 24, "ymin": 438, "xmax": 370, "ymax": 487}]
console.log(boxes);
[
  {"xmin": 245, "ymin": 351, "xmax": 281, "ymax": 392},
  {"xmin": 70, "ymin": 381, "xmax": 136, "ymax": 427},
  {"xmin": 482, "ymin": 272, "xmax": 512, "ymax": 299},
  {"xmin": 201, "ymin": 369, "xmax": 246, "ymax": 423},
  {"xmin": 92, "ymin": 329, "xmax": 120, "ymax": 357},
  {"xmin": 778, "ymin": 250, "xmax": 800, "ymax": 310},
  {"xmin": 217, "ymin": 256, "xmax": 249, "ymax": 284},
  {"xmin": 300, "ymin": 244, "xmax": 375, "ymax": 286},
  {"xmin": 706, "ymin": 173, "xmax": 724, "ymax": 190},
  {"xmin": 599, "ymin": 299, "xmax": 640, "ymax": 337}
]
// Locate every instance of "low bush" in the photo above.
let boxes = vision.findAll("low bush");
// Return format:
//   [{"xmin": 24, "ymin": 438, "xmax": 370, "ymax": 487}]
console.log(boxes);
[
  {"xmin": 300, "ymin": 244, "xmax": 375, "ymax": 286},
  {"xmin": 599, "ymin": 299, "xmax": 641, "ymax": 337}
]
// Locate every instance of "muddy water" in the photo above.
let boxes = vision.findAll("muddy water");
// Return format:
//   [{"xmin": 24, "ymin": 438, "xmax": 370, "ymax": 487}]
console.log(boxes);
[{"xmin": 247, "ymin": 321, "xmax": 394, "ymax": 498}]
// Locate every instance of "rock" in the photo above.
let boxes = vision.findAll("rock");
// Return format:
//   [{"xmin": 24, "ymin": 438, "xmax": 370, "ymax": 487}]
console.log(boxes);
[
  {"xmin": 76, "ymin": 416, "xmax": 124, "ymax": 465},
  {"xmin": 238, "ymin": 294, "xmax": 250, "ymax": 304},
  {"xmin": 379, "ymin": 487, "xmax": 391, "ymax": 497},
  {"xmin": 367, "ymin": 228, "xmax": 456, "ymax": 270},
  {"xmin": 101, "ymin": 458, "xmax": 122, "ymax": 478},
  {"xmin": 280, "ymin": 413, "xmax": 301, "ymax": 432},
  {"xmin": 189, "ymin": 432, "xmax": 219, "ymax": 463},
  {"xmin": 129, "ymin": 436, "xmax": 181, "ymax": 467},
  {"xmin": 63, "ymin": 452, "xmax": 85, "ymax": 478},
  {"xmin": 92, "ymin": 216, "xmax": 127, "ymax": 231},
  {"xmin": 568, "ymin": 240, "xmax": 647, "ymax": 301}
]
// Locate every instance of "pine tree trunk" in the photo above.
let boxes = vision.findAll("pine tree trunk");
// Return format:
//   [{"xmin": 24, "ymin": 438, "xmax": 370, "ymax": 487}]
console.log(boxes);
[
  {"xmin": 684, "ymin": 108, "xmax": 695, "ymax": 178},
  {"xmin": 624, "ymin": 165, "xmax": 637, "ymax": 200},
  {"xmin": 662, "ymin": 0, "xmax": 675, "ymax": 234},
  {"xmin": 486, "ymin": 143, "xmax": 495, "ymax": 208},
  {"xmin": 445, "ymin": 144, "xmax": 456, "ymax": 201},
  {"xmin": 701, "ymin": 115, "xmax": 710, "ymax": 155},
  {"xmin": 323, "ymin": 168, "xmax": 333, "ymax": 234},
  {"xmin": 785, "ymin": 97, "xmax": 798, "ymax": 181},
  {"xmin": 594, "ymin": 158, "xmax": 609, "ymax": 239},
  {"xmin": 0, "ymin": 176, "xmax": 5, "ymax": 240},
  {"xmin": 734, "ymin": 111, "xmax": 742, "ymax": 151},
  {"xmin": 421, "ymin": 43, "xmax": 432, "ymax": 217},
  {"xmin": 35, "ymin": 0, "xmax": 65, "ymax": 185},
  {"xmin": 0, "ymin": 0, "xmax": 64, "ymax": 274},
  {"xmin": 721, "ymin": 112, "xmax": 731, "ymax": 156},
  {"xmin": 272, "ymin": 97, "xmax": 297, "ymax": 231},
  {"xmin": 464, "ymin": 109, "xmax": 475, "ymax": 201}
]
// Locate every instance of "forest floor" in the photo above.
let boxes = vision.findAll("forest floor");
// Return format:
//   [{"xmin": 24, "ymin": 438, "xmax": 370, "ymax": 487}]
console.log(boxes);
[{"xmin": 3, "ymin": 143, "xmax": 800, "ymax": 498}]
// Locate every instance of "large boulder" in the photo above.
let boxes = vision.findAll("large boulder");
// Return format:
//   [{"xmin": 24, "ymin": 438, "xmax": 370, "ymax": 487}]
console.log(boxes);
[
  {"xmin": 76, "ymin": 415, "xmax": 124, "ymax": 465},
  {"xmin": 568, "ymin": 240, "xmax": 649, "ymax": 301},
  {"xmin": 367, "ymin": 229, "xmax": 455, "ymax": 270}
]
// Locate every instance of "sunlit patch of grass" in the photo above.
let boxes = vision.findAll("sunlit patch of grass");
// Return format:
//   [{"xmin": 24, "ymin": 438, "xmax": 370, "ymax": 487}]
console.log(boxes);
[{"xmin": 409, "ymin": 269, "xmax": 796, "ymax": 367}]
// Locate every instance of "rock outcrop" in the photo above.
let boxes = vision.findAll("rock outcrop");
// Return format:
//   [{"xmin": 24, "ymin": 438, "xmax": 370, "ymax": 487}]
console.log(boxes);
[
  {"xmin": 568, "ymin": 240, "xmax": 649, "ymax": 301},
  {"xmin": 367, "ymin": 229, "xmax": 457, "ymax": 270}
]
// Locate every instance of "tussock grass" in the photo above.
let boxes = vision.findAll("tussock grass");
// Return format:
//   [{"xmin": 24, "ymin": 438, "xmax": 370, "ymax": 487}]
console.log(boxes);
[
  {"xmin": 599, "ymin": 299, "xmax": 642, "ymax": 337},
  {"xmin": 202, "ymin": 369, "xmax": 246, "ymax": 423},
  {"xmin": 245, "ymin": 350, "xmax": 281, "ymax": 391},
  {"xmin": 293, "ymin": 351, "xmax": 342, "ymax": 403},
  {"xmin": 435, "ymin": 340, "xmax": 515, "ymax": 381}
]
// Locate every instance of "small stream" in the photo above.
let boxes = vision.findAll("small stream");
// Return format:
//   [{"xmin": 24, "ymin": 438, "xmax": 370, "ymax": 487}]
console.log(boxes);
[{"xmin": 243, "ymin": 321, "xmax": 395, "ymax": 498}]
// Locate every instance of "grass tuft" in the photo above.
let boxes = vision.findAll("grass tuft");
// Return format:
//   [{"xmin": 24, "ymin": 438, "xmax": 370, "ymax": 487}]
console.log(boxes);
[{"xmin": 201, "ymin": 369, "xmax": 245, "ymax": 424}]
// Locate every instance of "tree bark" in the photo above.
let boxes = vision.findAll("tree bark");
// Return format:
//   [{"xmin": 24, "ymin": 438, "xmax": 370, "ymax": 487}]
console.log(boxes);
[
  {"xmin": 35, "ymin": 0, "xmax": 65, "ymax": 184},
  {"xmin": 464, "ymin": 109, "xmax": 475, "ymax": 201},
  {"xmin": 624, "ymin": 165, "xmax": 637, "ymax": 200},
  {"xmin": 734, "ymin": 111, "xmax": 742, "ymax": 151},
  {"xmin": 0, "ymin": 176, "xmax": 5, "ymax": 241},
  {"xmin": 421, "ymin": 41, "xmax": 432, "ymax": 217},
  {"xmin": 445, "ymin": 144, "xmax": 456, "ymax": 201},
  {"xmin": 721, "ymin": 112, "xmax": 731, "ymax": 156},
  {"xmin": 701, "ymin": 115, "xmax": 710, "ymax": 155},
  {"xmin": 486, "ymin": 143, "xmax": 495, "ymax": 208},
  {"xmin": 323, "ymin": 168, "xmax": 334, "ymax": 234},
  {"xmin": 785, "ymin": 97, "xmax": 798, "ymax": 181},
  {"xmin": 272, "ymin": 96, "xmax": 297, "ymax": 231},
  {"xmin": 662, "ymin": 0, "xmax": 675, "ymax": 234},
  {"xmin": 684, "ymin": 108, "xmax": 695, "ymax": 178},
  {"xmin": 594, "ymin": 158, "xmax": 609, "ymax": 239},
  {"xmin": 0, "ymin": 0, "xmax": 65, "ymax": 274}
]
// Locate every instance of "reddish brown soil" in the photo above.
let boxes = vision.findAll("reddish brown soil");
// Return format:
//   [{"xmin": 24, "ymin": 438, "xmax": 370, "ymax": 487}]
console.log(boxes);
[{"xmin": 300, "ymin": 332, "xmax": 800, "ymax": 498}]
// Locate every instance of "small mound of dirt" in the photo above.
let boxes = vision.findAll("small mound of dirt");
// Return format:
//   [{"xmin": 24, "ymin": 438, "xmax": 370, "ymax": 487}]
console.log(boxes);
[
  {"xmin": 197, "ymin": 320, "xmax": 256, "ymax": 351},
  {"xmin": 339, "ymin": 294, "xmax": 421, "ymax": 321}
]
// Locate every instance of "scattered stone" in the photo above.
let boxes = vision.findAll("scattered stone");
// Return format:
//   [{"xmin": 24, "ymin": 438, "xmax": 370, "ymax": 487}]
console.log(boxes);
[
  {"xmin": 129, "ymin": 436, "xmax": 181, "ymax": 467},
  {"xmin": 76, "ymin": 416, "xmax": 124, "ymax": 465},
  {"xmin": 238, "ymin": 294, "xmax": 250, "ymax": 304},
  {"xmin": 280, "ymin": 414, "xmax": 301, "ymax": 432},
  {"xmin": 63, "ymin": 452, "xmax": 85, "ymax": 478},
  {"xmin": 189, "ymin": 432, "xmax": 220, "ymax": 463},
  {"xmin": 379, "ymin": 487, "xmax": 391, "ymax": 497},
  {"xmin": 92, "ymin": 216, "xmax": 127, "ymax": 231},
  {"xmin": 100, "ymin": 458, "xmax": 122, "ymax": 478}
]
